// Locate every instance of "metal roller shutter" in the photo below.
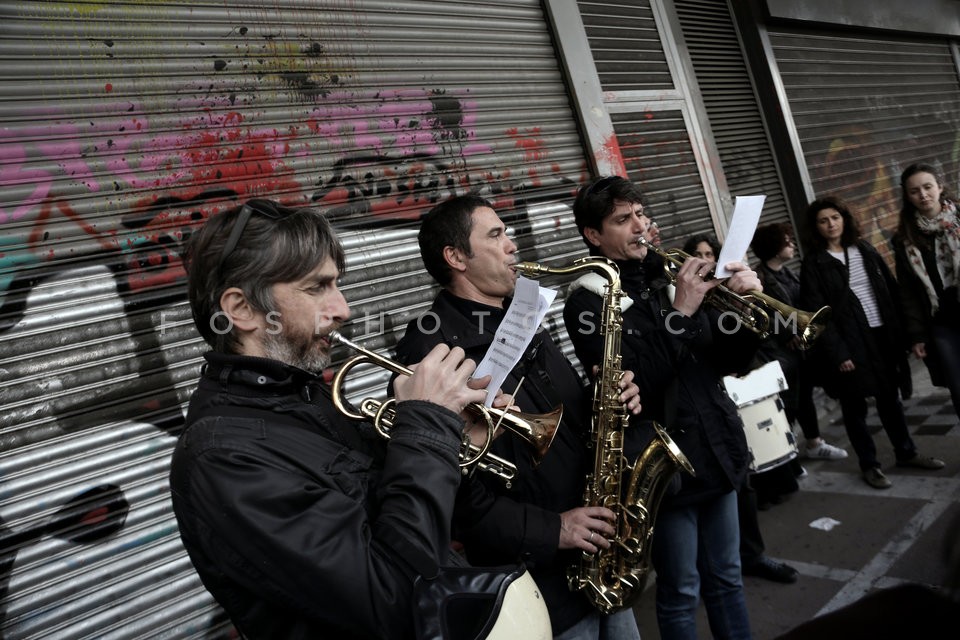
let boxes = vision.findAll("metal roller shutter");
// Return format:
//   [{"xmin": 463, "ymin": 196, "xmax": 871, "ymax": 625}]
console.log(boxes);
[
  {"xmin": 607, "ymin": 107, "xmax": 713, "ymax": 241},
  {"xmin": 0, "ymin": 1, "xmax": 590, "ymax": 637},
  {"xmin": 577, "ymin": 0, "xmax": 725, "ymax": 248},
  {"xmin": 766, "ymin": 27, "xmax": 960, "ymax": 258},
  {"xmin": 674, "ymin": 0, "xmax": 793, "ymax": 243}
]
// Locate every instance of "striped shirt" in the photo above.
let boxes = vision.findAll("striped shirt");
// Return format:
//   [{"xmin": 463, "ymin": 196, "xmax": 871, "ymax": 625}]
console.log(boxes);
[{"xmin": 828, "ymin": 246, "xmax": 883, "ymax": 327}]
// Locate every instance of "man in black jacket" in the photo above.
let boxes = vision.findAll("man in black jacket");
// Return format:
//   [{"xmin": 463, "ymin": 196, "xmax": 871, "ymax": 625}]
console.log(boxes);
[
  {"xmin": 169, "ymin": 199, "xmax": 492, "ymax": 640},
  {"xmin": 394, "ymin": 194, "xmax": 643, "ymax": 639},
  {"xmin": 563, "ymin": 176, "xmax": 760, "ymax": 640}
]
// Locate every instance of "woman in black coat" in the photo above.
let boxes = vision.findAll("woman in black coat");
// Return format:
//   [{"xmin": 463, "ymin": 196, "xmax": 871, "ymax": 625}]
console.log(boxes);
[
  {"xmin": 891, "ymin": 163, "xmax": 960, "ymax": 420},
  {"xmin": 799, "ymin": 196, "xmax": 943, "ymax": 490}
]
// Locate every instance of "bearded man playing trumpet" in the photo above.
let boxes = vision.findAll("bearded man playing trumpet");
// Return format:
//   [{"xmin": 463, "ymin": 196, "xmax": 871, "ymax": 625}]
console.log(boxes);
[
  {"xmin": 394, "ymin": 194, "xmax": 644, "ymax": 640},
  {"xmin": 563, "ymin": 176, "xmax": 762, "ymax": 640},
  {"xmin": 169, "ymin": 199, "xmax": 505, "ymax": 640}
]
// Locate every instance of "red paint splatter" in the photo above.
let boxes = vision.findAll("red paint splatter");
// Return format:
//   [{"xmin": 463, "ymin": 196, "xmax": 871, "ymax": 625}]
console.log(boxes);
[
  {"xmin": 598, "ymin": 135, "xmax": 627, "ymax": 177},
  {"xmin": 506, "ymin": 127, "xmax": 546, "ymax": 162}
]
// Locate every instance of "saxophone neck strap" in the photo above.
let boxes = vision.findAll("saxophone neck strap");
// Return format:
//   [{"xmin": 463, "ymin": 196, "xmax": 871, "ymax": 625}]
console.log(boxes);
[{"xmin": 568, "ymin": 273, "xmax": 635, "ymax": 311}]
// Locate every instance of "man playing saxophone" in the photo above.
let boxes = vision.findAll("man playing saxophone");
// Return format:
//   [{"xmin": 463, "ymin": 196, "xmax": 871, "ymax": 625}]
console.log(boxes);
[
  {"xmin": 394, "ymin": 194, "xmax": 644, "ymax": 639},
  {"xmin": 563, "ymin": 177, "xmax": 760, "ymax": 640},
  {"xmin": 169, "ymin": 199, "xmax": 495, "ymax": 640}
]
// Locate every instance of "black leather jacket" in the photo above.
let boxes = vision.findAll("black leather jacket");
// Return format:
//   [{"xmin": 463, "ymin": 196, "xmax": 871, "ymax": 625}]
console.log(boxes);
[
  {"xmin": 563, "ymin": 256, "xmax": 754, "ymax": 508},
  {"xmin": 393, "ymin": 289, "xmax": 595, "ymax": 634},
  {"xmin": 169, "ymin": 352, "xmax": 464, "ymax": 640}
]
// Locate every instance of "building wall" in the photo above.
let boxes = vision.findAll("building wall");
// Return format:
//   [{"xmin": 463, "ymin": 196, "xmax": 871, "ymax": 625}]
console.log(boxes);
[
  {"xmin": 0, "ymin": 2, "xmax": 592, "ymax": 637},
  {"xmin": 1, "ymin": 1, "xmax": 957, "ymax": 636}
]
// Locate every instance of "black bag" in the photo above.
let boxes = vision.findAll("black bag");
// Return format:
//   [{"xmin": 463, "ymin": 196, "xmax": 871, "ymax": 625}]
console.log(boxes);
[{"xmin": 412, "ymin": 563, "xmax": 531, "ymax": 640}]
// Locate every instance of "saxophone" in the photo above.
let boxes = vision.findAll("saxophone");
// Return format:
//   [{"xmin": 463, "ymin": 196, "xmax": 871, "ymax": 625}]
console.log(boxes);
[{"xmin": 516, "ymin": 256, "xmax": 696, "ymax": 614}]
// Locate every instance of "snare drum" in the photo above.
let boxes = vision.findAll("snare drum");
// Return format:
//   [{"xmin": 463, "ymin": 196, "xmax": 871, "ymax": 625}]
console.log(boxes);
[{"xmin": 724, "ymin": 361, "xmax": 799, "ymax": 473}]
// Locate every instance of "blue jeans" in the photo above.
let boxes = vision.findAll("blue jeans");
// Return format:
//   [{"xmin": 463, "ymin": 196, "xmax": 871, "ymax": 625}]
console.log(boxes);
[
  {"xmin": 553, "ymin": 608, "xmax": 641, "ymax": 640},
  {"xmin": 931, "ymin": 324, "xmax": 960, "ymax": 419},
  {"xmin": 651, "ymin": 490, "xmax": 752, "ymax": 640}
]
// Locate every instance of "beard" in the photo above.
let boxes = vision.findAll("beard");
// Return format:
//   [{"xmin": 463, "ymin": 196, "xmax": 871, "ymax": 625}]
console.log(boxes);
[{"xmin": 261, "ymin": 326, "xmax": 331, "ymax": 373}]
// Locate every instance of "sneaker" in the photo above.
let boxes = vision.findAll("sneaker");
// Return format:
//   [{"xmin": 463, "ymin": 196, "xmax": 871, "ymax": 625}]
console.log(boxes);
[
  {"xmin": 863, "ymin": 467, "xmax": 892, "ymax": 489},
  {"xmin": 896, "ymin": 454, "xmax": 945, "ymax": 470},
  {"xmin": 803, "ymin": 440, "xmax": 848, "ymax": 460},
  {"xmin": 742, "ymin": 557, "xmax": 799, "ymax": 584}
]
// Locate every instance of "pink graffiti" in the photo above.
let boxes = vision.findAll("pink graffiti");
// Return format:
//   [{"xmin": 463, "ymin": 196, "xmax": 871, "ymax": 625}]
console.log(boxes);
[{"xmin": 0, "ymin": 135, "xmax": 51, "ymax": 224}]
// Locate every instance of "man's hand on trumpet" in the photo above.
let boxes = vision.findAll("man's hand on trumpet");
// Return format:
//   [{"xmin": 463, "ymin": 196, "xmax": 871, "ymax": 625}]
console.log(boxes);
[
  {"xmin": 672, "ymin": 255, "xmax": 723, "ymax": 316},
  {"xmin": 673, "ymin": 257, "xmax": 762, "ymax": 317},
  {"xmin": 723, "ymin": 261, "xmax": 763, "ymax": 295},
  {"xmin": 395, "ymin": 343, "xmax": 490, "ymax": 416}
]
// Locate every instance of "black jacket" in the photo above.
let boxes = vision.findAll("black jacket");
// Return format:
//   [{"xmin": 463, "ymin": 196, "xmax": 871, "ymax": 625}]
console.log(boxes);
[
  {"xmin": 892, "ymin": 233, "xmax": 956, "ymax": 387},
  {"xmin": 393, "ymin": 289, "xmax": 594, "ymax": 634},
  {"xmin": 799, "ymin": 241, "xmax": 908, "ymax": 398},
  {"xmin": 169, "ymin": 352, "xmax": 464, "ymax": 640},
  {"xmin": 562, "ymin": 255, "xmax": 754, "ymax": 509},
  {"xmin": 752, "ymin": 262, "xmax": 803, "ymax": 406}
]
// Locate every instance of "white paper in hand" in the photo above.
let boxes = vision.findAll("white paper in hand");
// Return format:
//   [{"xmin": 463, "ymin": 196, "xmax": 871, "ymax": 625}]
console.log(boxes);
[
  {"xmin": 715, "ymin": 195, "xmax": 766, "ymax": 278},
  {"xmin": 473, "ymin": 276, "xmax": 558, "ymax": 406}
]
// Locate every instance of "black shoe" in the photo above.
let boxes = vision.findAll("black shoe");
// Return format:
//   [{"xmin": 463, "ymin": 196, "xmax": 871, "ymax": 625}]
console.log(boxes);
[{"xmin": 742, "ymin": 557, "xmax": 799, "ymax": 584}]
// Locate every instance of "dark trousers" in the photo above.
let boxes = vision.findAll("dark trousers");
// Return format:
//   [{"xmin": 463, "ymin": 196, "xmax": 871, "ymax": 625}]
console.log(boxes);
[
  {"xmin": 795, "ymin": 361, "xmax": 822, "ymax": 441},
  {"xmin": 737, "ymin": 480, "xmax": 764, "ymax": 565},
  {"xmin": 838, "ymin": 329, "xmax": 916, "ymax": 471}
]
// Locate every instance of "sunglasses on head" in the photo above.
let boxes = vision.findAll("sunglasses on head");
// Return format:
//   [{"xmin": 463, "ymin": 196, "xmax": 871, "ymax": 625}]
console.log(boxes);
[{"xmin": 219, "ymin": 200, "xmax": 289, "ymax": 266}]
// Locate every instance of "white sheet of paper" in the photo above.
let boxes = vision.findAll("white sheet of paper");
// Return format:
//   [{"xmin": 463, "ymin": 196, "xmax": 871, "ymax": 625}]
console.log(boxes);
[
  {"xmin": 473, "ymin": 276, "xmax": 558, "ymax": 406},
  {"xmin": 715, "ymin": 195, "xmax": 766, "ymax": 278}
]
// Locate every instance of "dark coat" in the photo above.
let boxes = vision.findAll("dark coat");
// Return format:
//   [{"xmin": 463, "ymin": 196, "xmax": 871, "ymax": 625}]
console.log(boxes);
[
  {"xmin": 799, "ymin": 240, "xmax": 909, "ymax": 399},
  {"xmin": 170, "ymin": 352, "xmax": 464, "ymax": 640},
  {"xmin": 753, "ymin": 262, "xmax": 803, "ymax": 411},
  {"xmin": 393, "ymin": 289, "xmax": 594, "ymax": 634},
  {"xmin": 562, "ymin": 256, "xmax": 754, "ymax": 509},
  {"xmin": 892, "ymin": 234, "xmax": 950, "ymax": 387}
]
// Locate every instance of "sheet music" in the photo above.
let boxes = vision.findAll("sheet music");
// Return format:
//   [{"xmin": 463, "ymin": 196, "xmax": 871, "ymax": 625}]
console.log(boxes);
[
  {"xmin": 473, "ymin": 276, "xmax": 557, "ymax": 406},
  {"xmin": 715, "ymin": 195, "xmax": 766, "ymax": 278}
]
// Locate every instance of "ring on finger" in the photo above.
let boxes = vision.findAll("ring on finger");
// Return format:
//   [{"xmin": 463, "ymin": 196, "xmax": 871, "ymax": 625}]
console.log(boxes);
[{"xmin": 589, "ymin": 531, "xmax": 595, "ymax": 542}]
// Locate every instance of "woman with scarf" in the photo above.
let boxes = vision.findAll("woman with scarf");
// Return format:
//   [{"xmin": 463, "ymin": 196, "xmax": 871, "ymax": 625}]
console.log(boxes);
[{"xmin": 892, "ymin": 163, "xmax": 960, "ymax": 419}]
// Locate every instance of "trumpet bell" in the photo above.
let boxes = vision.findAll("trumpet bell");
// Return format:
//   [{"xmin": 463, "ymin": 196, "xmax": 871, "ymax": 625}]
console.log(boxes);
[
  {"xmin": 746, "ymin": 289, "xmax": 831, "ymax": 350},
  {"xmin": 797, "ymin": 305, "xmax": 831, "ymax": 351},
  {"xmin": 493, "ymin": 405, "xmax": 562, "ymax": 464}
]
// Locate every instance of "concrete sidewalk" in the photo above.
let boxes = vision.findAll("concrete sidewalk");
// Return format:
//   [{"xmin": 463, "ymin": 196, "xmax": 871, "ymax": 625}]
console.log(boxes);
[{"xmin": 631, "ymin": 359, "xmax": 960, "ymax": 639}]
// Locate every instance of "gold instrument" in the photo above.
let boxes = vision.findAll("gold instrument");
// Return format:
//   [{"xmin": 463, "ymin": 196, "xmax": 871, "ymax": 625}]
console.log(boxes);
[
  {"xmin": 516, "ymin": 257, "xmax": 695, "ymax": 614},
  {"xmin": 328, "ymin": 330, "xmax": 562, "ymax": 487},
  {"xmin": 637, "ymin": 237, "xmax": 831, "ymax": 350}
]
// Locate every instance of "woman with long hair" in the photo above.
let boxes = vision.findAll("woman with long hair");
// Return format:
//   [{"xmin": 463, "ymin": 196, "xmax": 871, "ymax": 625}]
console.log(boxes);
[
  {"xmin": 892, "ymin": 163, "xmax": 960, "ymax": 419},
  {"xmin": 799, "ymin": 196, "xmax": 943, "ymax": 489}
]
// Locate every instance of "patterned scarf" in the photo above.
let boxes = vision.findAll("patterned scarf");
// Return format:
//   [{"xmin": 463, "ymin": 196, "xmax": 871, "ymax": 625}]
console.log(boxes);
[{"xmin": 906, "ymin": 200, "xmax": 960, "ymax": 313}]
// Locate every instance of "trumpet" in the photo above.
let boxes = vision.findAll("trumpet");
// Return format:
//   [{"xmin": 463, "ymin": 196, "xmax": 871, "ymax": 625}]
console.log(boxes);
[
  {"xmin": 328, "ymin": 331, "xmax": 562, "ymax": 487},
  {"xmin": 637, "ymin": 238, "xmax": 831, "ymax": 350}
]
